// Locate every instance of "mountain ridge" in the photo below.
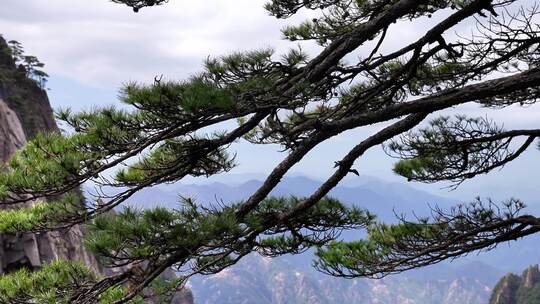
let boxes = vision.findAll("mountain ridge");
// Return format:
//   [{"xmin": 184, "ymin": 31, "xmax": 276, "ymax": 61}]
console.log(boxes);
[
  {"xmin": 108, "ymin": 174, "xmax": 525, "ymax": 304},
  {"xmin": 124, "ymin": 175, "xmax": 457, "ymax": 223},
  {"xmin": 491, "ymin": 265, "xmax": 540, "ymax": 304}
]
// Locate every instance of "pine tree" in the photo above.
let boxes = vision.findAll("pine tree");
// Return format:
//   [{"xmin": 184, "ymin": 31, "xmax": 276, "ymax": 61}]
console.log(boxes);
[
  {"xmin": 2, "ymin": 0, "xmax": 540, "ymax": 302},
  {"xmin": 6, "ymin": 40, "xmax": 49, "ymax": 89},
  {"xmin": 111, "ymin": 0, "xmax": 169, "ymax": 12}
]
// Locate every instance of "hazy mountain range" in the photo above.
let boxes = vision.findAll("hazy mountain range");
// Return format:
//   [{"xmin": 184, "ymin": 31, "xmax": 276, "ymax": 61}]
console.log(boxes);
[
  {"xmin": 189, "ymin": 253, "xmax": 503, "ymax": 304},
  {"xmin": 97, "ymin": 175, "xmax": 540, "ymax": 303},
  {"xmin": 126, "ymin": 175, "xmax": 456, "ymax": 222}
]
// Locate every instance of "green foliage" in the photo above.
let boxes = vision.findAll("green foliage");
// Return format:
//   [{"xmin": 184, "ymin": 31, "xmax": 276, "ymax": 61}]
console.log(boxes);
[
  {"xmin": 280, "ymin": 46, "xmax": 309, "ymax": 67},
  {"xmin": 0, "ymin": 197, "xmax": 80, "ymax": 233},
  {"xmin": 84, "ymin": 196, "xmax": 373, "ymax": 274},
  {"xmin": 315, "ymin": 198, "xmax": 527, "ymax": 278},
  {"xmin": 204, "ymin": 48, "xmax": 282, "ymax": 97},
  {"xmin": 1, "ymin": 0, "xmax": 539, "ymax": 301},
  {"xmin": 0, "ymin": 132, "xmax": 102, "ymax": 197},
  {"xmin": 115, "ymin": 136, "xmax": 235, "ymax": 186},
  {"xmin": 6, "ymin": 39, "xmax": 48, "ymax": 88},
  {"xmin": 0, "ymin": 261, "xmax": 93, "ymax": 304},
  {"xmin": 121, "ymin": 78, "xmax": 235, "ymax": 114},
  {"xmin": 517, "ymin": 283, "xmax": 540, "ymax": 304},
  {"xmin": 272, "ymin": 0, "xmax": 469, "ymax": 44},
  {"xmin": 389, "ymin": 115, "xmax": 516, "ymax": 184},
  {"xmin": 85, "ymin": 201, "xmax": 243, "ymax": 266},
  {"xmin": 98, "ymin": 287, "xmax": 129, "ymax": 304},
  {"xmin": 314, "ymin": 221, "xmax": 443, "ymax": 276},
  {"xmin": 393, "ymin": 158, "xmax": 430, "ymax": 181},
  {"xmin": 0, "ymin": 261, "xmax": 146, "ymax": 304}
]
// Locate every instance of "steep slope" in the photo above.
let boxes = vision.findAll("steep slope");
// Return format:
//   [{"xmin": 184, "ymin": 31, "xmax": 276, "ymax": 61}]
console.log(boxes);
[
  {"xmin": 491, "ymin": 265, "xmax": 540, "ymax": 304},
  {"xmin": 0, "ymin": 35, "xmax": 102, "ymax": 275},
  {"xmin": 0, "ymin": 35, "xmax": 193, "ymax": 303},
  {"xmin": 0, "ymin": 38, "xmax": 56, "ymax": 139}
]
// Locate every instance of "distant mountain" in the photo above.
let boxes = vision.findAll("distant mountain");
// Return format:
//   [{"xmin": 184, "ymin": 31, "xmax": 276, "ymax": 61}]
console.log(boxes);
[
  {"xmin": 96, "ymin": 175, "xmax": 540, "ymax": 303},
  {"xmin": 490, "ymin": 265, "xmax": 540, "ymax": 304},
  {"xmin": 125, "ymin": 175, "xmax": 457, "ymax": 222},
  {"xmin": 116, "ymin": 175, "xmax": 540, "ymax": 271},
  {"xmin": 189, "ymin": 254, "xmax": 500, "ymax": 304}
]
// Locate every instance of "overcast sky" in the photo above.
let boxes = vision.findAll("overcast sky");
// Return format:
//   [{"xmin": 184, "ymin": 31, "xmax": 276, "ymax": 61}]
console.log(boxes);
[{"xmin": 1, "ymin": 0, "xmax": 540, "ymax": 204}]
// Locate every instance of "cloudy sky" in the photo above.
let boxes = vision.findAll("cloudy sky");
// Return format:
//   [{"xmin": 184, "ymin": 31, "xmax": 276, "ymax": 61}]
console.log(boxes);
[{"xmin": 1, "ymin": 0, "xmax": 539, "ymax": 203}]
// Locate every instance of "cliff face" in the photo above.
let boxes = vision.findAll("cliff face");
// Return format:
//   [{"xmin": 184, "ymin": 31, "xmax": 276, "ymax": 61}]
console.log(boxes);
[
  {"xmin": 0, "ymin": 35, "xmax": 102, "ymax": 275},
  {"xmin": 0, "ymin": 36, "xmax": 193, "ymax": 304},
  {"xmin": 0, "ymin": 98, "xmax": 25, "ymax": 163},
  {"xmin": 490, "ymin": 265, "xmax": 540, "ymax": 304},
  {"xmin": 0, "ymin": 38, "xmax": 56, "ymax": 139}
]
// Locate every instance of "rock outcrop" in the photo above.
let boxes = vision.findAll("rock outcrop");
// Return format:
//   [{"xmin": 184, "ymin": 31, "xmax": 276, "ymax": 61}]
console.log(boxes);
[
  {"xmin": 0, "ymin": 98, "xmax": 25, "ymax": 163},
  {"xmin": 0, "ymin": 35, "xmax": 103, "ymax": 275},
  {"xmin": 490, "ymin": 265, "xmax": 540, "ymax": 304},
  {"xmin": 0, "ymin": 35, "xmax": 193, "ymax": 303}
]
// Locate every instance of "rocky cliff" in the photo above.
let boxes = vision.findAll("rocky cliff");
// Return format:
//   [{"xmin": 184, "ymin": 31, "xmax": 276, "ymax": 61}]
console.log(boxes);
[
  {"xmin": 0, "ymin": 35, "xmax": 193, "ymax": 304},
  {"xmin": 0, "ymin": 35, "xmax": 103, "ymax": 275},
  {"xmin": 490, "ymin": 265, "xmax": 540, "ymax": 304}
]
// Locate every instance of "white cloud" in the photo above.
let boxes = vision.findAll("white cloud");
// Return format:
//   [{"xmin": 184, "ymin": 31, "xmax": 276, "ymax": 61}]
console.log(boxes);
[
  {"xmin": 3, "ymin": 0, "xmax": 534, "ymax": 90},
  {"xmin": 2, "ymin": 0, "xmax": 539, "ymax": 199},
  {"xmin": 0, "ymin": 0, "xmax": 298, "ymax": 88},
  {"xmin": 0, "ymin": 0, "xmax": 482, "ymax": 88}
]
